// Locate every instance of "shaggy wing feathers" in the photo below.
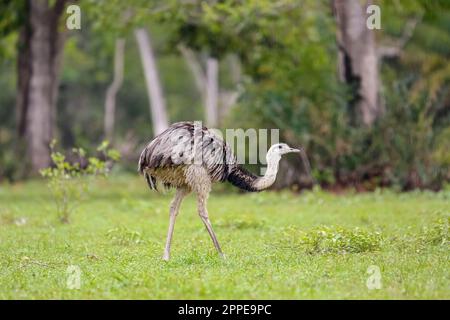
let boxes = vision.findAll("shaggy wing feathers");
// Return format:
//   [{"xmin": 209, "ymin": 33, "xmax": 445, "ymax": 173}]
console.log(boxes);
[{"xmin": 138, "ymin": 122, "xmax": 236, "ymax": 189}]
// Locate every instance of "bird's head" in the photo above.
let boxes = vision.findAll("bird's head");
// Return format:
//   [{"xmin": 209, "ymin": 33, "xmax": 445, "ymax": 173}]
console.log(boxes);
[{"xmin": 267, "ymin": 143, "xmax": 300, "ymax": 161}]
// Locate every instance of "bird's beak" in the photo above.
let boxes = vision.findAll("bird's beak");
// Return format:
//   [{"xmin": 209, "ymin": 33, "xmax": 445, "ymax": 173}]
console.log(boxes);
[{"xmin": 289, "ymin": 148, "xmax": 301, "ymax": 153}]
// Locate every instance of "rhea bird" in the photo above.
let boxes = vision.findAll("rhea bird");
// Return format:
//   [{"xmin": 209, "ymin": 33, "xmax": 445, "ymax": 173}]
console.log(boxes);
[{"xmin": 138, "ymin": 121, "xmax": 300, "ymax": 260}]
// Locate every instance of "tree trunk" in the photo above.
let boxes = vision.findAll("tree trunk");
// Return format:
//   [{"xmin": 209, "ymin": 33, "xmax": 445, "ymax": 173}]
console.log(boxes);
[
  {"xmin": 333, "ymin": 0, "xmax": 382, "ymax": 126},
  {"xmin": 134, "ymin": 28, "xmax": 168, "ymax": 136},
  {"xmin": 25, "ymin": 0, "xmax": 67, "ymax": 173},
  {"xmin": 104, "ymin": 38, "xmax": 126, "ymax": 142},
  {"xmin": 205, "ymin": 57, "xmax": 219, "ymax": 127},
  {"xmin": 219, "ymin": 54, "xmax": 241, "ymax": 120},
  {"xmin": 178, "ymin": 44, "xmax": 205, "ymax": 96},
  {"xmin": 16, "ymin": 4, "xmax": 31, "ymax": 138},
  {"xmin": 180, "ymin": 46, "xmax": 241, "ymax": 127}
]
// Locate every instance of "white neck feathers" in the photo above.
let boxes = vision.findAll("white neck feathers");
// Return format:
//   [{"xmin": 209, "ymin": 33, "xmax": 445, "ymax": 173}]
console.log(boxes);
[{"xmin": 253, "ymin": 153, "xmax": 280, "ymax": 190}]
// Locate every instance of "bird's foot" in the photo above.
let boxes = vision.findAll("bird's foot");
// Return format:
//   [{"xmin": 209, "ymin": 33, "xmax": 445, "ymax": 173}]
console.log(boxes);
[{"xmin": 162, "ymin": 252, "xmax": 170, "ymax": 261}]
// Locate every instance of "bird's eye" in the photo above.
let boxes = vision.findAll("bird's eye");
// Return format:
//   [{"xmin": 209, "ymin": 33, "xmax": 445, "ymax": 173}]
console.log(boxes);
[{"xmin": 278, "ymin": 145, "xmax": 282, "ymax": 149}]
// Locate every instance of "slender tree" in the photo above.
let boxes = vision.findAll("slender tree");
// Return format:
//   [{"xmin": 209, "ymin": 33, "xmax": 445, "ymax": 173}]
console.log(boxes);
[
  {"xmin": 135, "ymin": 28, "xmax": 168, "ymax": 136},
  {"xmin": 333, "ymin": 0, "xmax": 382, "ymax": 126},
  {"xmin": 179, "ymin": 45, "xmax": 240, "ymax": 127},
  {"xmin": 205, "ymin": 57, "xmax": 219, "ymax": 127},
  {"xmin": 104, "ymin": 38, "xmax": 126, "ymax": 142},
  {"xmin": 18, "ymin": 0, "xmax": 69, "ymax": 173},
  {"xmin": 16, "ymin": 1, "xmax": 31, "ymax": 138}
]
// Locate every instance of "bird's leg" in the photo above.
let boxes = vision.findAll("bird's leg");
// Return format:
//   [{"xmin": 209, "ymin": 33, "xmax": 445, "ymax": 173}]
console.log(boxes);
[
  {"xmin": 197, "ymin": 194, "xmax": 225, "ymax": 258},
  {"xmin": 163, "ymin": 189, "xmax": 187, "ymax": 261}
]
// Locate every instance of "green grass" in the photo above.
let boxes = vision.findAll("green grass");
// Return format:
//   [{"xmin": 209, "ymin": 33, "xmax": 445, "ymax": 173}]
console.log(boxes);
[{"xmin": 0, "ymin": 175, "xmax": 449, "ymax": 299}]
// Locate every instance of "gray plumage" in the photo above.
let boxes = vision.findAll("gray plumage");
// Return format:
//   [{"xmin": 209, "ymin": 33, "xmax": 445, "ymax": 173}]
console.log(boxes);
[
  {"xmin": 138, "ymin": 121, "xmax": 243, "ymax": 191},
  {"xmin": 138, "ymin": 121, "xmax": 300, "ymax": 260}
]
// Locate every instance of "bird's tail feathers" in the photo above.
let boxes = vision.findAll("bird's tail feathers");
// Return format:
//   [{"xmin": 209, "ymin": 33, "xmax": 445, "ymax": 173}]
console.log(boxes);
[{"xmin": 144, "ymin": 172, "xmax": 157, "ymax": 191}]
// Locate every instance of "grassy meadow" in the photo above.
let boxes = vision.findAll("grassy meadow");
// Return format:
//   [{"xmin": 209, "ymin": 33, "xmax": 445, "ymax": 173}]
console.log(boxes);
[{"xmin": 0, "ymin": 175, "xmax": 449, "ymax": 299}]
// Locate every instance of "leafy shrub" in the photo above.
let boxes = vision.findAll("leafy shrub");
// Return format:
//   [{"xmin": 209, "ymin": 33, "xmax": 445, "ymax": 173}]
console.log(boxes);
[
  {"xmin": 391, "ymin": 214, "xmax": 449, "ymax": 251},
  {"xmin": 370, "ymin": 81, "xmax": 450, "ymax": 190},
  {"xmin": 40, "ymin": 140, "xmax": 120, "ymax": 223},
  {"xmin": 277, "ymin": 225, "xmax": 383, "ymax": 254}
]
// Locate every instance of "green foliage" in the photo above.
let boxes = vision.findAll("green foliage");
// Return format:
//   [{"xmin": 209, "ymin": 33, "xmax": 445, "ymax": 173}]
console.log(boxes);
[
  {"xmin": 0, "ymin": 0, "xmax": 449, "ymax": 190},
  {"xmin": 221, "ymin": 0, "xmax": 450, "ymax": 189},
  {"xmin": 278, "ymin": 226, "xmax": 383, "ymax": 255},
  {"xmin": 370, "ymin": 80, "xmax": 450, "ymax": 189},
  {"xmin": 432, "ymin": 127, "xmax": 450, "ymax": 167},
  {"xmin": 418, "ymin": 215, "xmax": 449, "ymax": 246},
  {"xmin": 0, "ymin": 141, "xmax": 21, "ymax": 182},
  {"xmin": 0, "ymin": 0, "xmax": 25, "ymax": 51},
  {"xmin": 39, "ymin": 140, "xmax": 120, "ymax": 223},
  {"xmin": 393, "ymin": 212, "xmax": 449, "ymax": 252}
]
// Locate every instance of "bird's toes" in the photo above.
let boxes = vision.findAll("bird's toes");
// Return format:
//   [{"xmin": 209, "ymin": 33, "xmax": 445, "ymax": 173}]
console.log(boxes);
[{"xmin": 162, "ymin": 253, "xmax": 170, "ymax": 261}]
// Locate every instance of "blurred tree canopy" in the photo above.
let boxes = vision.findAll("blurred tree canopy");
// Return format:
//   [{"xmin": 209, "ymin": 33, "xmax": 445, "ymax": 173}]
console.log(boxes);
[{"xmin": 0, "ymin": 0, "xmax": 449, "ymax": 190}]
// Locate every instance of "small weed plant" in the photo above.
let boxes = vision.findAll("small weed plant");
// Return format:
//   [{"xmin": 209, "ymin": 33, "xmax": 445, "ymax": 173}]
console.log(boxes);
[
  {"xmin": 278, "ymin": 225, "xmax": 383, "ymax": 254},
  {"xmin": 40, "ymin": 140, "xmax": 120, "ymax": 223}
]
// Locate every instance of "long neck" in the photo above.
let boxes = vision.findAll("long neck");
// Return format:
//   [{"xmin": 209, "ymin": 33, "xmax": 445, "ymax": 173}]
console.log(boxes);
[
  {"xmin": 227, "ymin": 154, "xmax": 280, "ymax": 192},
  {"xmin": 253, "ymin": 154, "xmax": 280, "ymax": 191}
]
